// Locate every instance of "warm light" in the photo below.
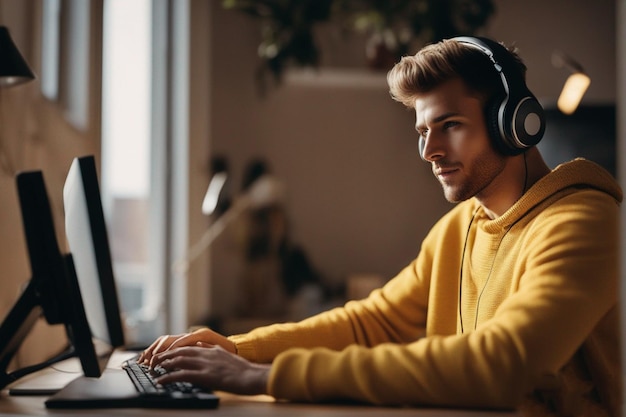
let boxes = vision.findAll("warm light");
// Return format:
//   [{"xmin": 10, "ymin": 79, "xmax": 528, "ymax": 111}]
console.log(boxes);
[{"xmin": 557, "ymin": 72, "xmax": 590, "ymax": 115}]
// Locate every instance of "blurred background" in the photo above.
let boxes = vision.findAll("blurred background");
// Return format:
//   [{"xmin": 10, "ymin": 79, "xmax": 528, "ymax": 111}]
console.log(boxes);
[{"xmin": 0, "ymin": 0, "xmax": 621, "ymax": 364}]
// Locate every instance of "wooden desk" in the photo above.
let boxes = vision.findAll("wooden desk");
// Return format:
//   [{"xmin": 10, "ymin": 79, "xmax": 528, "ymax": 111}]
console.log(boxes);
[
  {"xmin": 0, "ymin": 392, "xmax": 521, "ymax": 417},
  {"xmin": 0, "ymin": 353, "xmax": 520, "ymax": 417}
]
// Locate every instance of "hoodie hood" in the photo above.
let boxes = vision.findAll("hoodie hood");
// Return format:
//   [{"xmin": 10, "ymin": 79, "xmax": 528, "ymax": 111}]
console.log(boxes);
[{"xmin": 485, "ymin": 158, "xmax": 622, "ymax": 230}]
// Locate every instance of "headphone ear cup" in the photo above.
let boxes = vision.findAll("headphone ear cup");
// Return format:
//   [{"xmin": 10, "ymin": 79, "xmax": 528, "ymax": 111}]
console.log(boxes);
[
  {"xmin": 485, "ymin": 97, "xmax": 517, "ymax": 155},
  {"xmin": 511, "ymin": 97, "xmax": 545, "ymax": 149}
]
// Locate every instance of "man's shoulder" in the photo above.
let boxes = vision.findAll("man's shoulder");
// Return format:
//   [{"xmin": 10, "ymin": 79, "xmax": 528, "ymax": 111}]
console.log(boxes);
[
  {"xmin": 542, "ymin": 186, "xmax": 620, "ymax": 219},
  {"xmin": 547, "ymin": 159, "xmax": 622, "ymax": 203}
]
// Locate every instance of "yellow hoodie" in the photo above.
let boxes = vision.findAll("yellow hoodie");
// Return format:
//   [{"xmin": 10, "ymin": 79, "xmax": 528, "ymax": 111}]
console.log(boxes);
[{"xmin": 229, "ymin": 158, "xmax": 622, "ymax": 416}]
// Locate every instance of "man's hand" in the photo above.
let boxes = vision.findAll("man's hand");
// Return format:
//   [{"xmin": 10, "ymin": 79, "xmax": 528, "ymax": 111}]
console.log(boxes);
[
  {"xmin": 138, "ymin": 328, "xmax": 236, "ymax": 366},
  {"xmin": 150, "ymin": 345, "xmax": 270, "ymax": 396}
]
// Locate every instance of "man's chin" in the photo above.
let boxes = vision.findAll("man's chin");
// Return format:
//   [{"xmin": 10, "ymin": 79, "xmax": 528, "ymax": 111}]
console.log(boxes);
[
  {"xmin": 442, "ymin": 187, "xmax": 471, "ymax": 204},
  {"xmin": 443, "ymin": 193, "xmax": 461, "ymax": 204}
]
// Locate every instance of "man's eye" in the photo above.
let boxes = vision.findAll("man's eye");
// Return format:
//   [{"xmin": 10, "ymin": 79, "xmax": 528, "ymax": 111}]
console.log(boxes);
[{"xmin": 443, "ymin": 121, "xmax": 460, "ymax": 130}]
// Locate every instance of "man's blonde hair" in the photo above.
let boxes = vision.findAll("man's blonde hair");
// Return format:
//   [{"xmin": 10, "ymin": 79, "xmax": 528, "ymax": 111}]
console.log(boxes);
[{"xmin": 387, "ymin": 38, "xmax": 526, "ymax": 109}]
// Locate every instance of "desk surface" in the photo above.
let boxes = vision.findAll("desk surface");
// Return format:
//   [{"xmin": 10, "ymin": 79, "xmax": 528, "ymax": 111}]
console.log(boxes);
[
  {"xmin": 0, "ymin": 393, "xmax": 522, "ymax": 417},
  {"xmin": 0, "ymin": 353, "xmax": 521, "ymax": 417}
]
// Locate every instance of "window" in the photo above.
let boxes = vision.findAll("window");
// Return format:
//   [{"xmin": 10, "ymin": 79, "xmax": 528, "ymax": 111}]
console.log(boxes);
[
  {"xmin": 41, "ymin": 0, "xmax": 90, "ymax": 130},
  {"xmin": 41, "ymin": 0, "xmax": 60, "ymax": 100},
  {"xmin": 101, "ymin": 0, "xmax": 163, "ymax": 345},
  {"xmin": 100, "ymin": 0, "xmax": 191, "ymax": 345}
]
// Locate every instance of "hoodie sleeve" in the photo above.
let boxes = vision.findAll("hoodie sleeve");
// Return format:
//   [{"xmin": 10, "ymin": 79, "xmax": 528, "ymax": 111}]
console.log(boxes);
[
  {"xmin": 265, "ymin": 190, "xmax": 620, "ymax": 409},
  {"xmin": 229, "ymin": 258, "xmax": 431, "ymax": 363}
]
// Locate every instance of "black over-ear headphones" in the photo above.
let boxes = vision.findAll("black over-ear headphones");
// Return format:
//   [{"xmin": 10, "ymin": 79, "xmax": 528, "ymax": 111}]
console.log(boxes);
[
  {"xmin": 419, "ymin": 36, "xmax": 545, "ymax": 159},
  {"xmin": 452, "ymin": 36, "xmax": 545, "ymax": 155}
]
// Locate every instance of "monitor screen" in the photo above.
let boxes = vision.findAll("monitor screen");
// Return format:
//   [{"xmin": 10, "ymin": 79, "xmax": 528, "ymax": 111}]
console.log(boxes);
[{"xmin": 63, "ymin": 155, "xmax": 125, "ymax": 349}]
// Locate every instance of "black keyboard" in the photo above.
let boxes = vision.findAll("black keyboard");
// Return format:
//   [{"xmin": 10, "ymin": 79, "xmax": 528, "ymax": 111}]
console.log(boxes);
[
  {"xmin": 46, "ymin": 358, "xmax": 220, "ymax": 409},
  {"xmin": 123, "ymin": 360, "xmax": 199, "ymax": 396}
]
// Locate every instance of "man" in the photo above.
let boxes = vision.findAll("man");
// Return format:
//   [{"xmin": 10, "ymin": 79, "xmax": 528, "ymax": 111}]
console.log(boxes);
[{"xmin": 139, "ymin": 37, "xmax": 622, "ymax": 416}]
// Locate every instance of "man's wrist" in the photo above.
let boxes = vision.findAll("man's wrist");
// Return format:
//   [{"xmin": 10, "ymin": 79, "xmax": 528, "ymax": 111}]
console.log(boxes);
[{"xmin": 250, "ymin": 363, "xmax": 271, "ymax": 395}]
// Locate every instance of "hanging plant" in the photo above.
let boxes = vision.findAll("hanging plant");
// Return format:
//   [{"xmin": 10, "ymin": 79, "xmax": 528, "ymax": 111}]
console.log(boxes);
[
  {"xmin": 222, "ymin": 0, "xmax": 495, "ymax": 88},
  {"xmin": 222, "ymin": 0, "xmax": 334, "ymax": 91},
  {"xmin": 334, "ymin": 0, "xmax": 496, "ymax": 70}
]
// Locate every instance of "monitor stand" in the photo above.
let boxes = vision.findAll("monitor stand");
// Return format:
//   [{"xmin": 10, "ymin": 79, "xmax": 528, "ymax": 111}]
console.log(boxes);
[{"xmin": 0, "ymin": 259, "xmax": 75, "ymax": 391}]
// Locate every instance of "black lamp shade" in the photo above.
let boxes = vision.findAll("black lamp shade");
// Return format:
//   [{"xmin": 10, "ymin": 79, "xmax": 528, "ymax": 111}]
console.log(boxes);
[{"xmin": 0, "ymin": 26, "xmax": 35, "ymax": 88}]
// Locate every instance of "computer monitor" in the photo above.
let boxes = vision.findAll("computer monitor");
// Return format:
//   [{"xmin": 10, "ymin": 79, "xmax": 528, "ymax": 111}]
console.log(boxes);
[
  {"xmin": 0, "ymin": 155, "xmax": 126, "ymax": 390},
  {"xmin": 0, "ymin": 169, "xmax": 108, "ymax": 389},
  {"xmin": 63, "ymin": 155, "xmax": 125, "ymax": 349}
]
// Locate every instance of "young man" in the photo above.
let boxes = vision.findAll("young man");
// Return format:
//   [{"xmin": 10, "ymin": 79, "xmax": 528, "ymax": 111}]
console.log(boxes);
[{"xmin": 139, "ymin": 37, "xmax": 622, "ymax": 416}]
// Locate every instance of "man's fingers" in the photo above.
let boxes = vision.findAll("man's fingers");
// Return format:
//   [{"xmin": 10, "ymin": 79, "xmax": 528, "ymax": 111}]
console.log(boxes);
[
  {"xmin": 155, "ymin": 368, "xmax": 211, "ymax": 387},
  {"xmin": 168, "ymin": 333, "xmax": 204, "ymax": 350},
  {"xmin": 139, "ymin": 328, "xmax": 234, "ymax": 365},
  {"xmin": 151, "ymin": 345, "xmax": 214, "ymax": 367},
  {"xmin": 159, "ymin": 355, "xmax": 208, "ymax": 372},
  {"xmin": 139, "ymin": 335, "xmax": 173, "ymax": 363},
  {"xmin": 149, "ymin": 345, "xmax": 269, "ymax": 396},
  {"xmin": 154, "ymin": 353, "xmax": 218, "ymax": 388}
]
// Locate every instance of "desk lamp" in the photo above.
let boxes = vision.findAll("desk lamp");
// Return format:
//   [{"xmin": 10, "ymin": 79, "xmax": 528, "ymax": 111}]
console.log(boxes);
[
  {"xmin": 174, "ymin": 174, "xmax": 285, "ymax": 274},
  {"xmin": 0, "ymin": 26, "xmax": 36, "ymax": 87},
  {"xmin": 552, "ymin": 51, "xmax": 591, "ymax": 115},
  {"xmin": 0, "ymin": 25, "xmax": 36, "ymax": 175}
]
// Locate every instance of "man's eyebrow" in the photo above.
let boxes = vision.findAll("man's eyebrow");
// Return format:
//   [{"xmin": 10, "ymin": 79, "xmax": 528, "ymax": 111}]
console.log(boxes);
[
  {"xmin": 415, "ymin": 112, "xmax": 460, "ymax": 131},
  {"xmin": 432, "ymin": 112, "xmax": 460, "ymax": 123}
]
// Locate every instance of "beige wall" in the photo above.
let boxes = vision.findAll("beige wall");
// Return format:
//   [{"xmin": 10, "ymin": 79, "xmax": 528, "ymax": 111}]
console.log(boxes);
[
  {"xmin": 0, "ymin": 0, "xmax": 102, "ymax": 368},
  {"xmin": 488, "ymin": 0, "xmax": 616, "ymax": 104},
  {"xmin": 203, "ymin": 0, "xmax": 618, "ymax": 319},
  {"xmin": 618, "ymin": 0, "xmax": 626, "ymax": 413},
  {"xmin": 186, "ymin": 0, "xmax": 213, "ymax": 331}
]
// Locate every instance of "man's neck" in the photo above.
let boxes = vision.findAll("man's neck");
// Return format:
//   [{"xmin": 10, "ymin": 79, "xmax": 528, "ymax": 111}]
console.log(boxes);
[{"xmin": 478, "ymin": 148, "xmax": 551, "ymax": 219}]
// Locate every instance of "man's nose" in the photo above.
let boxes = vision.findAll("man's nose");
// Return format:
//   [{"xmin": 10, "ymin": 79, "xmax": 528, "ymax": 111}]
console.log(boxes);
[{"xmin": 420, "ymin": 132, "xmax": 445, "ymax": 161}]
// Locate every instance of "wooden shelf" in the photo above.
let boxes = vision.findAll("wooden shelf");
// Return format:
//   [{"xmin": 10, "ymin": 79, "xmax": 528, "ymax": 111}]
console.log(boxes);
[{"xmin": 284, "ymin": 68, "xmax": 389, "ymax": 89}]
